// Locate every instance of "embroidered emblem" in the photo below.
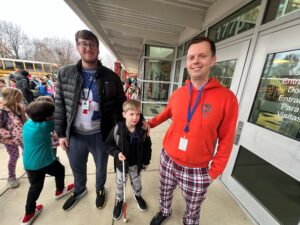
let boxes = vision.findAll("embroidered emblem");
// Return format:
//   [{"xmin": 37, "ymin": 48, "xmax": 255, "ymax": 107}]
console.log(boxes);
[{"xmin": 202, "ymin": 104, "xmax": 212, "ymax": 118}]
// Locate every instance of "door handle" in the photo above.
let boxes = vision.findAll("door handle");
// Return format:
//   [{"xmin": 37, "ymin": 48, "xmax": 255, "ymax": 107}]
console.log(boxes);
[{"xmin": 234, "ymin": 121, "xmax": 244, "ymax": 145}]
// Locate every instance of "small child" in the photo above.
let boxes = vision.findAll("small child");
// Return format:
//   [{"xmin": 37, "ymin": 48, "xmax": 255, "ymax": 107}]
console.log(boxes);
[
  {"xmin": 35, "ymin": 96, "xmax": 59, "ymax": 157},
  {"xmin": 0, "ymin": 87, "xmax": 26, "ymax": 188},
  {"xmin": 21, "ymin": 101, "xmax": 73, "ymax": 225},
  {"xmin": 105, "ymin": 99, "xmax": 152, "ymax": 220}
]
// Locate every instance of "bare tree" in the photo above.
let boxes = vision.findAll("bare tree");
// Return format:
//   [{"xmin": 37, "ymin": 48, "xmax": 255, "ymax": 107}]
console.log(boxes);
[
  {"xmin": 0, "ymin": 20, "xmax": 28, "ymax": 59},
  {"xmin": 29, "ymin": 38, "xmax": 78, "ymax": 66},
  {"xmin": 0, "ymin": 20, "xmax": 78, "ymax": 66},
  {"xmin": 47, "ymin": 38, "xmax": 78, "ymax": 66}
]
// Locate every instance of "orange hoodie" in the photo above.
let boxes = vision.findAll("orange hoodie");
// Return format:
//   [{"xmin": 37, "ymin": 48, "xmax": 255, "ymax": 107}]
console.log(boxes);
[{"xmin": 148, "ymin": 78, "xmax": 238, "ymax": 179}]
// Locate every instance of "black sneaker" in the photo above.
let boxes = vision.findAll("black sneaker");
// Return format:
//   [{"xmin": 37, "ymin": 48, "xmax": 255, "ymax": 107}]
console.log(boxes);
[
  {"xmin": 62, "ymin": 189, "xmax": 87, "ymax": 211},
  {"xmin": 134, "ymin": 195, "xmax": 148, "ymax": 211},
  {"xmin": 150, "ymin": 212, "xmax": 170, "ymax": 225},
  {"xmin": 96, "ymin": 188, "xmax": 106, "ymax": 208},
  {"xmin": 112, "ymin": 200, "xmax": 123, "ymax": 220}
]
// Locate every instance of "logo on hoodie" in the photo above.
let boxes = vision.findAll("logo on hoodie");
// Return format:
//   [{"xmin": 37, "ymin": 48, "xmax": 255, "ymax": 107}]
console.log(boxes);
[{"xmin": 202, "ymin": 104, "xmax": 212, "ymax": 118}]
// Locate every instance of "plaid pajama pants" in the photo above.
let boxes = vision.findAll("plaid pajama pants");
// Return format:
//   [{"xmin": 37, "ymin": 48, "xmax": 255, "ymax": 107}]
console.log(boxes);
[{"xmin": 159, "ymin": 149, "xmax": 211, "ymax": 225}]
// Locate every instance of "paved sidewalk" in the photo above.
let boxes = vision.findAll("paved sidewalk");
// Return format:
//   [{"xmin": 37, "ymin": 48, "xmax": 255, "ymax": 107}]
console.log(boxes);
[{"xmin": 0, "ymin": 121, "xmax": 255, "ymax": 225}]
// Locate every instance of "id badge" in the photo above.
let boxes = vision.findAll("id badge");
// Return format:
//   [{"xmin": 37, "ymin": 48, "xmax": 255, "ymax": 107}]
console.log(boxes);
[
  {"xmin": 178, "ymin": 137, "xmax": 188, "ymax": 151},
  {"xmin": 82, "ymin": 100, "xmax": 89, "ymax": 111}
]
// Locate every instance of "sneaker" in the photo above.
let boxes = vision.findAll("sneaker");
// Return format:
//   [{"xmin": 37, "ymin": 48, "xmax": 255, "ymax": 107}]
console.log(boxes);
[
  {"xmin": 134, "ymin": 195, "xmax": 148, "ymax": 211},
  {"xmin": 21, "ymin": 204, "xmax": 43, "ymax": 225},
  {"xmin": 112, "ymin": 200, "xmax": 123, "ymax": 220},
  {"xmin": 150, "ymin": 212, "xmax": 170, "ymax": 225},
  {"xmin": 55, "ymin": 184, "xmax": 74, "ymax": 199},
  {"xmin": 62, "ymin": 189, "xmax": 87, "ymax": 211},
  {"xmin": 95, "ymin": 188, "xmax": 106, "ymax": 208},
  {"xmin": 7, "ymin": 177, "xmax": 20, "ymax": 189}
]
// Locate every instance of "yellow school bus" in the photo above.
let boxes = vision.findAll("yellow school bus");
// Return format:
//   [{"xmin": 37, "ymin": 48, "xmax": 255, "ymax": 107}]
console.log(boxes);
[{"xmin": 0, "ymin": 58, "xmax": 58, "ymax": 78}]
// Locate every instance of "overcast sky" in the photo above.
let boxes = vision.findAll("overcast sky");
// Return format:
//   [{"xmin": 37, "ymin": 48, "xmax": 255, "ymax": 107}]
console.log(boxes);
[{"xmin": 0, "ymin": 0, "xmax": 115, "ymax": 68}]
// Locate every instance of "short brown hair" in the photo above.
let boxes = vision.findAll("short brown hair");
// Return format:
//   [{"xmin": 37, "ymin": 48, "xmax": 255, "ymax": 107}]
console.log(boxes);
[
  {"xmin": 122, "ymin": 99, "xmax": 141, "ymax": 112},
  {"xmin": 36, "ymin": 96, "xmax": 53, "ymax": 102},
  {"xmin": 75, "ymin": 30, "xmax": 99, "ymax": 48},
  {"xmin": 26, "ymin": 101, "xmax": 55, "ymax": 122},
  {"xmin": 186, "ymin": 37, "xmax": 216, "ymax": 56}
]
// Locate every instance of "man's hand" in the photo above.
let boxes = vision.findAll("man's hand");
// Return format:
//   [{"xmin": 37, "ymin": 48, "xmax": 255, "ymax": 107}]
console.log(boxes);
[
  {"xmin": 118, "ymin": 152, "xmax": 126, "ymax": 161},
  {"xmin": 208, "ymin": 174, "xmax": 213, "ymax": 184},
  {"xmin": 59, "ymin": 137, "xmax": 69, "ymax": 151},
  {"xmin": 143, "ymin": 121, "xmax": 151, "ymax": 136}
]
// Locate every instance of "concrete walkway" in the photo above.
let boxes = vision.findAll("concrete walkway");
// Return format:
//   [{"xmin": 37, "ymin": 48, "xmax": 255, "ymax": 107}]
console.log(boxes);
[{"xmin": 0, "ymin": 121, "xmax": 255, "ymax": 225}]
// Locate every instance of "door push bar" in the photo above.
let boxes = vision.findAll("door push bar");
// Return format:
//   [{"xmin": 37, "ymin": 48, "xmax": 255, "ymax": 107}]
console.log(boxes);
[{"xmin": 234, "ymin": 121, "xmax": 244, "ymax": 145}]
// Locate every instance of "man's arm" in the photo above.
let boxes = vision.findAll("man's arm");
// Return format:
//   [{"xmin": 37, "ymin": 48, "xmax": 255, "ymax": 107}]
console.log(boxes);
[
  {"xmin": 208, "ymin": 94, "xmax": 238, "ymax": 180},
  {"xmin": 54, "ymin": 71, "xmax": 67, "ymax": 138}
]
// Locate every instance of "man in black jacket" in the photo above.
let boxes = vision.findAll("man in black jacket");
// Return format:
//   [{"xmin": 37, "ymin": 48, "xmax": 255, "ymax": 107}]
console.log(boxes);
[{"xmin": 54, "ymin": 30, "xmax": 126, "ymax": 211}]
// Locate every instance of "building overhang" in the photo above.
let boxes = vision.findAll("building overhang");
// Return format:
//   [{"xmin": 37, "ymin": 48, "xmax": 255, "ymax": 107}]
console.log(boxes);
[{"xmin": 65, "ymin": 0, "xmax": 216, "ymax": 73}]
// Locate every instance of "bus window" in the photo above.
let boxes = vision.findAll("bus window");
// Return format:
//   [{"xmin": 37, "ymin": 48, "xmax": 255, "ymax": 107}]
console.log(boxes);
[
  {"xmin": 44, "ymin": 64, "xmax": 51, "ymax": 72},
  {"xmin": 3, "ymin": 60, "xmax": 14, "ymax": 70},
  {"xmin": 51, "ymin": 64, "xmax": 59, "ymax": 74},
  {"xmin": 14, "ymin": 61, "xmax": 25, "ymax": 69},
  {"xmin": 0, "ymin": 60, "xmax": 3, "ymax": 69},
  {"xmin": 35, "ymin": 63, "xmax": 43, "ymax": 71},
  {"xmin": 25, "ymin": 62, "xmax": 34, "ymax": 70}
]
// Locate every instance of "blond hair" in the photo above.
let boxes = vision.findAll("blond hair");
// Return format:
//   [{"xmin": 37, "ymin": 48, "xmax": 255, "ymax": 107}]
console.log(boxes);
[
  {"xmin": 2, "ymin": 87, "xmax": 23, "ymax": 114},
  {"xmin": 0, "ymin": 77, "xmax": 6, "ymax": 85},
  {"xmin": 36, "ymin": 96, "xmax": 53, "ymax": 102},
  {"xmin": 122, "ymin": 99, "xmax": 141, "ymax": 112}
]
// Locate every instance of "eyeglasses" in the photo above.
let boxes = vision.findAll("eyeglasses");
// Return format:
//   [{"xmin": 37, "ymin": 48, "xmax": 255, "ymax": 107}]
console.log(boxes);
[{"xmin": 77, "ymin": 41, "xmax": 98, "ymax": 50}]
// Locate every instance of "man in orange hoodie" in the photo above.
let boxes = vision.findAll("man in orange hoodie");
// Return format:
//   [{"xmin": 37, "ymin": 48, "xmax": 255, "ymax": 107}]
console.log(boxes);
[{"xmin": 148, "ymin": 37, "xmax": 238, "ymax": 225}]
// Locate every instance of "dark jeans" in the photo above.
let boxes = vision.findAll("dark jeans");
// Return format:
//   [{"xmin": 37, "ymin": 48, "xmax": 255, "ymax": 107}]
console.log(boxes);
[
  {"xmin": 67, "ymin": 132, "xmax": 108, "ymax": 193},
  {"xmin": 25, "ymin": 160, "xmax": 65, "ymax": 215}
]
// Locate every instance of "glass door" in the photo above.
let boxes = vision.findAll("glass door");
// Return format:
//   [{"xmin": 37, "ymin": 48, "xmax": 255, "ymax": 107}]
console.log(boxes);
[
  {"xmin": 212, "ymin": 40, "xmax": 250, "ymax": 95},
  {"xmin": 221, "ymin": 24, "xmax": 300, "ymax": 225}
]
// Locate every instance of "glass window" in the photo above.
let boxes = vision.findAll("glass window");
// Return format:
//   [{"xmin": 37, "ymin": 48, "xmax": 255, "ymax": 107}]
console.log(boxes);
[
  {"xmin": 144, "ymin": 59, "xmax": 172, "ymax": 81},
  {"xmin": 35, "ymin": 63, "xmax": 43, "ymax": 71},
  {"xmin": 208, "ymin": 0, "xmax": 261, "ymax": 42},
  {"xmin": 174, "ymin": 60, "xmax": 181, "ymax": 82},
  {"xmin": 14, "ymin": 61, "xmax": 24, "ymax": 70},
  {"xmin": 0, "ymin": 60, "xmax": 3, "ymax": 69},
  {"xmin": 183, "ymin": 42, "xmax": 189, "ymax": 56},
  {"xmin": 145, "ymin": 45, "xmax": 174, "ymax": 59},
  {"xmin": 263, "ymin": 0, "xmax": 300, "ymax": 23},
  {"xmin": 143, "ymin": 82, "xmax": 170, "ymax": 102},
  {"xmin": 177, "ymin": 45, "xmax": 184, "ymax": 58},
  {"xmin": 232, "ymin": 146, "xmax": 300, "ymax": 225},
  {"xmin": 142, "ymin": 103, "xmax": 166, "ymax": 117},
  {"xmin": 182, "ymin": 68, "xmax": 189, "ymax": 86},
  {"xmin": 210, "ymin": 59, "xmax": 237, "ymax": 88},
  {"xmin": 44, "ymin": 64, "xmax": 51, "ymax": 72},
  {"xmin": 249, "ymin": 49, "xmax": 300, "ymax": 141},
  {"xmin": 3, "ymin": 60, "xmax": 14, "ymax": 69},
  {"xmin": 172, "ymin": 84, "xmax": 178, "ymax": 92},
  {"xmin": 25, "ymin": 62, "xmax": 34, "ymax": 70}
]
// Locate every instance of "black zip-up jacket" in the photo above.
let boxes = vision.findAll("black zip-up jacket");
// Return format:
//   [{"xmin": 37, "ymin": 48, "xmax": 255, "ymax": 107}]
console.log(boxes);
[
  {"xmin": 105, "ymin": 121, "xmax": 152, "ymax": 175},
  {"xmin": 54, "ymin": 60, "xmax": 126, "ymax": 140},
  {"xmin": 16, "ymin": 75, "xmax": 34, "ymax": 103}
]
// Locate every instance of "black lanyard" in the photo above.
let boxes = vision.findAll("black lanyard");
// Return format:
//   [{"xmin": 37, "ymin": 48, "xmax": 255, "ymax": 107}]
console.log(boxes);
[{"xmin": 82, "ymin": 74, "xmax": 96, "ymax": 100}]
